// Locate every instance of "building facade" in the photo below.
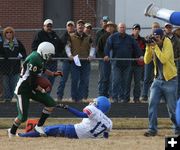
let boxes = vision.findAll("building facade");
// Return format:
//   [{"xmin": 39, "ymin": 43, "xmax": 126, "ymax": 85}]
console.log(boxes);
[{"xmin": 0, "ymin": 0, "xmax": 179, "ymax": 53}]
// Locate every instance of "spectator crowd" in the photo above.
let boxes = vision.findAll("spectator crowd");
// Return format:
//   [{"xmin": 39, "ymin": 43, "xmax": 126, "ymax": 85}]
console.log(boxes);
[{"xmin": 0, "ymin": 16, "xmax": 180, "ymax": 105}]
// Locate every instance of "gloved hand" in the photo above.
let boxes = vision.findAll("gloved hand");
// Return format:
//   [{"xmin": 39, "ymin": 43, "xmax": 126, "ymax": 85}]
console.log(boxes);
[
  {"xmin": 53, "ymin": 71, "xmax": 63, "ymax": 77},
  {"xmin": 56, "ymin": 103, "xmax": 68, "ymax": 109},
  {"xmin": 103, "ymin": 132, "xmax": 109, "ymax": 138}
]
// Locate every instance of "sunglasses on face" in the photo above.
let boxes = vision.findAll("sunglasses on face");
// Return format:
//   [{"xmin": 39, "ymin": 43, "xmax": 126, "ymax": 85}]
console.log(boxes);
[
  {"xmin": 86, "ymin": 27, "xmax": 92, "ymax": 30},
  {"xmin": 46, "ymin": 24, "xmax": 52, "ymax": 28},
  {"xmin": 6, "ymin": 31, "xmax": 12, "ymax": 34},
  {"xmin": 165, "ymin": 26, "xmax": 172, "ymax": 29}
]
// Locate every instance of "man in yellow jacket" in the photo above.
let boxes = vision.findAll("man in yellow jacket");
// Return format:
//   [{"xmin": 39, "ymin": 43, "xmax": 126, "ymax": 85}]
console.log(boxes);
[{"xmin": 144, "ymin": 28, "xmax": 180, "ymax": 136}]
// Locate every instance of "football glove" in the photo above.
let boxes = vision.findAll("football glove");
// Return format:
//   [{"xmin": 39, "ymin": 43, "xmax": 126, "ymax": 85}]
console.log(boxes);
[{"xmin": 56, "ymin": 103, "xmax": 68, "ymax": 109}]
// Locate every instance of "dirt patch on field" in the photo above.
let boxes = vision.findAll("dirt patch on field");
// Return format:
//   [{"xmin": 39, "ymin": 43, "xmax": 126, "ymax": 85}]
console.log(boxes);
[{"xmin": 0, "ymin": 129, "xmax": 172, "ymax": 150}]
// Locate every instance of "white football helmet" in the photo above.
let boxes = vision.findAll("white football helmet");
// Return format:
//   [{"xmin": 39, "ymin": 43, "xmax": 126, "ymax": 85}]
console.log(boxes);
[{"xmin": 37, "ymin": 42, "xmax": 55, "ymax": 61}]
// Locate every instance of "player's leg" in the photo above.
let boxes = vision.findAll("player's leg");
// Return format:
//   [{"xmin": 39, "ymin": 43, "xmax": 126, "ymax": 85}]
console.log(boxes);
[
  {"xmin": 44, "ymin": 124, "xmax": 78, "ymax": 138},
  {"xmin": 18, "ymin": 131, "xmax": 40, "ymax": 137},
  {"xmin": 18, "ymin": 124, "xmax": 78, "ymax": 138},
  {"xmin": 8, "ymin": 93, "xmax": 30, "ymax": 137},
  {"xmin": 144, "ymin": 3, "xmax": 180, "ymax": 26},
  {"xmin": 176, "ymin": 98, "xmax": 180, "ymax": 127},
  {"xmin": 169, "ymin": 12, "xmax": 180, "ymax": 26},
  {"xmin": 31, "ymin": 92, "xmax": 56, "ymax": 135}
]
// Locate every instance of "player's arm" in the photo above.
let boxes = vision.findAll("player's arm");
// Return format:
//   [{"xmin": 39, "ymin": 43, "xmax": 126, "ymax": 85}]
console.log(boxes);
[
  {"xmin": 44, "ymin": 69, "xmax": 63, "ymax": 77},
  {"xmin": 56, "ymin": 104, "xmax": 88, "ymax": 118}
]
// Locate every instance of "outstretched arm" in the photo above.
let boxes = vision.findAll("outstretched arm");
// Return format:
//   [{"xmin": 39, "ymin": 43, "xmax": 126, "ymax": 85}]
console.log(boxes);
[{"xmin": 56, "ymin": 104, "xmax": 88, "ymax": 118}]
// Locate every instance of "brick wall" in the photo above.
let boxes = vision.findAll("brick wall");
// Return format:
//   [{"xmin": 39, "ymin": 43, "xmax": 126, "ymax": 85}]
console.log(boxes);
[
  {"xmin": 73, "ymin": 0, "xmax": 96, "ymax": 27},
  {"xmin": 0, "ymin": 0, "xmax": 44, "ymax": 54},
  {"xmin": 0, "ymin": 0, "xmax": 97, "ymax": 54}
]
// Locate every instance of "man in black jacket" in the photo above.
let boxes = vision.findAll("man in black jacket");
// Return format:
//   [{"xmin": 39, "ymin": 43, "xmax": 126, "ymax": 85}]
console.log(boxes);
[
  {"xmin": 32, "ymin": 19, "xmax": 63, "ymax": 88},
  {"xmin": 97, "ymin": 21, "xmax": 117, "ymax": 98},
  {"xmin": 56, "ymin": 21, "xmax": 75, "ymax": 101},
  {"xmin": 0, "ymin": 29, "xmax": 3, "ymax": 100}
]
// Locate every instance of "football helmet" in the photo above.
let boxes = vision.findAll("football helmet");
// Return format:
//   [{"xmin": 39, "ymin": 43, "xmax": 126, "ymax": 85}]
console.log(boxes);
[
  {"xmin": 92, "ymin": 96, "xmax": 111, "ymax": 114},
  {"xmin": 37, "ymin": 42, "xmax": 55, "ymax": 61}
]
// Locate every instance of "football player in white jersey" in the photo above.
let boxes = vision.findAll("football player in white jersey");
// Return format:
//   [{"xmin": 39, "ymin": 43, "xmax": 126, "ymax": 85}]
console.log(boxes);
[{"xmin": 18, "ymin": 96, "xmax": 113, "ymax": 139}]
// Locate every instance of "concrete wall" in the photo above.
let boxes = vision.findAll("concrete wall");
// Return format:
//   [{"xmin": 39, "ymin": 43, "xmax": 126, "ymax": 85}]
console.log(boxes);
[
  {"xmin": 44, "ymin": 0, "xmax": 73, "ymax": 28},
  {"xmin": 115, "ymin": 0, "xmax": 180, "ymax": 35}
]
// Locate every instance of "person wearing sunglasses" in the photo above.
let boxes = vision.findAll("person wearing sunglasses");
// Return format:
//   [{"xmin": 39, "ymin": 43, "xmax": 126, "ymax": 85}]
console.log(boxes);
[{"xmin": 0, "ymin": 26, "xmax": 27, "ymax": 102}]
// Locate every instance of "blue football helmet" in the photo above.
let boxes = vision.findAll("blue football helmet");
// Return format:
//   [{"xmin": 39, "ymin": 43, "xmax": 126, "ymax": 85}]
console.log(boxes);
[{"xmin": 92, "ymin": 96, "xmax": 111, "ymax": 114}]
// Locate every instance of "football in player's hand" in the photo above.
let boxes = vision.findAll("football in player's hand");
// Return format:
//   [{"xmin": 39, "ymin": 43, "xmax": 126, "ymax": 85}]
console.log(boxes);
[{"xmin": 36, "ymin": 76, "xmax": 52, "ymax": 92}]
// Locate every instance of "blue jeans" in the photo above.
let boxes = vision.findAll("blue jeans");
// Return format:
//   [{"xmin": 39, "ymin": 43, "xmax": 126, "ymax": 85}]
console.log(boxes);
[
  {"xmin": 71, "ymin": 61, "xmax": 90, "ymax": 101},
  {"xmin": 142, "ymin": 62, "xmax": 154, "ymax": 98},
  {"xmin": 57, "ymin": 60, "xmax": 71, "ymax": 99},
  {"xmin": 98, "ymin": 60, "xmax": 112, "ymax": 98},
  {"xmin": 111, "ymin": 61, "xmax": 131, "ymax": 101},
  {"xmin": 124, "ymin": 65, "xmax": 143, "ymax": 101},
  {"xmin": 148, "ymin": 78, "xmax": 180, "ymax": 134},
  {"xmin": 3, "ymin": 74, "xmax": 19, "ymax": 100}
]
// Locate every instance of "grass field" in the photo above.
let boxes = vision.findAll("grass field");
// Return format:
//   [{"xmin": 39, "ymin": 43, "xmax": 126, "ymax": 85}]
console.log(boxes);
[{"xmin": 0, "ymin": 118, "xmax": 174, "ymax": 150}]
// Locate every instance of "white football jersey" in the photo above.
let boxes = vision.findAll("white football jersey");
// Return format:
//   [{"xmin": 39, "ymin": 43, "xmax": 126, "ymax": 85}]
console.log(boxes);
[{"xmin": 74, "ymin": 105, "xmax": 112, "ymax": 139}]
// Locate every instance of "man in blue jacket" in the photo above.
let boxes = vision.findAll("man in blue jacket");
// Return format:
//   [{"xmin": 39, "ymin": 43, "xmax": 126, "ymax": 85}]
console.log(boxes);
[{"xmin": 104, "ymin": 23, "xmax": 143, "ymax": 103}]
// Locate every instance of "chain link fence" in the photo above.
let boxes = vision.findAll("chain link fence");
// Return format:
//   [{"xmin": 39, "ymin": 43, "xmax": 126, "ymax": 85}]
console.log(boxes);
[
  {"xmin": 0, "ymin": 27, "xmax": 179, "ymax": 102},
  {"xmin": 0, "ymin": 57, "xmax": 179, "ymax": 103}
]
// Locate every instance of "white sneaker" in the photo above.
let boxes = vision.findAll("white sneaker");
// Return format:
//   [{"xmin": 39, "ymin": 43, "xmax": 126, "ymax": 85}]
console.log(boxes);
[
  {"xmin": 7, "ymin": 128, "xmax": 16, "ymax": 138},
  {"xmin": 34, "ymin": 125, "xmax": 47, "ymax": 136},
  {"xmin": 144, "ymin": 3, "xmax": 159, "ymax": 17}
]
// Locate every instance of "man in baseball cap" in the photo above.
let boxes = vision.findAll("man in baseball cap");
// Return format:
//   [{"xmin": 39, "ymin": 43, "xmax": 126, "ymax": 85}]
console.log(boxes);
[
  {"xmin": 153, "ymin": 28, "xmax": 164, "ymax": 37},
  {"xmin": 102, "ymin": 16, "xmax": 109, "ymax": 22},
  {"xmin": 76, "ymin": 20, "xmax": 85, "ymax": 25},
  {"xmin": 95, "ymin": 16, "xmax": 110, "ymax": 45},
  {"xmin": 43, "ymin": 19, "xmax": 53, "ymax": 26},
  {"xmin": 84, "ymin": 23, "xmax": 93, "ymax": 36},
  {"xmin": 132, "ymin": 24, "xmax": 141, "ymax": 30},
  {"xmin": 66, "ymin": 21, "xmax": 75, "ymax": 26}
]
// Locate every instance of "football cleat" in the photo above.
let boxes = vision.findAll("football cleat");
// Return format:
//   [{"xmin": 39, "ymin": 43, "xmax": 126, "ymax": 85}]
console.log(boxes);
[
  {"xmin": 144, "ymin": 3, "xmax": 159, "ymax": 17},
  {"xmin": 34, "ymin": 125, "xmax": 47, "ymax": 137},
  {"xmin": 7, "ymin": 128, "xmax": 17, "ymax": 138}
]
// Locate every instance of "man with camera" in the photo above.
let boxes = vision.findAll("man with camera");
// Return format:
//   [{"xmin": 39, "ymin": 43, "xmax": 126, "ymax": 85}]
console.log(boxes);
[{"xmin": 144, "ymin": 28, "xmax": 180, "ymax": 136}]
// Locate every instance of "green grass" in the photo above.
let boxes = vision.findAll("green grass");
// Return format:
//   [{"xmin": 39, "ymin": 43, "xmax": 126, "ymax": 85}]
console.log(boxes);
[{"xmin": 0, "ymin": 118, "xmax": 172, "ymax": 129}]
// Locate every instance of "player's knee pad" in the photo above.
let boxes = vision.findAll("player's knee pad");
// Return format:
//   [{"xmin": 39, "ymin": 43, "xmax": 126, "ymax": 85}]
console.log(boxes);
[{"xmin": 176, "ymin": 99, "xmax": 180, "ymax": 126}]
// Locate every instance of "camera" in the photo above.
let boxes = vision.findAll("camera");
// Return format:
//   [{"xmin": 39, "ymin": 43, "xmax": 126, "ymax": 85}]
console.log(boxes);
[{"xmin": 145, "ymin": 35, "xmax": 157, "ymax": 44}]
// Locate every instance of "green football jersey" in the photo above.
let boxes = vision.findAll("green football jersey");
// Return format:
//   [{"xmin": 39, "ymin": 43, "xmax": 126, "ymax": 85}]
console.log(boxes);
[
  {"xmin": 21, "ymin": 51, "xmax": 45, "ymax": 76},
  {"xmin": 15, "ymin": 51, "xmax": 45, "ymax": 94}
]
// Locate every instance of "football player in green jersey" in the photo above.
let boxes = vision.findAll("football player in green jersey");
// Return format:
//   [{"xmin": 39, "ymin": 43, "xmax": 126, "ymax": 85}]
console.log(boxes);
[{"xmin": 7, "ymin": 42, "xmax": 63, "ymax": 138}]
